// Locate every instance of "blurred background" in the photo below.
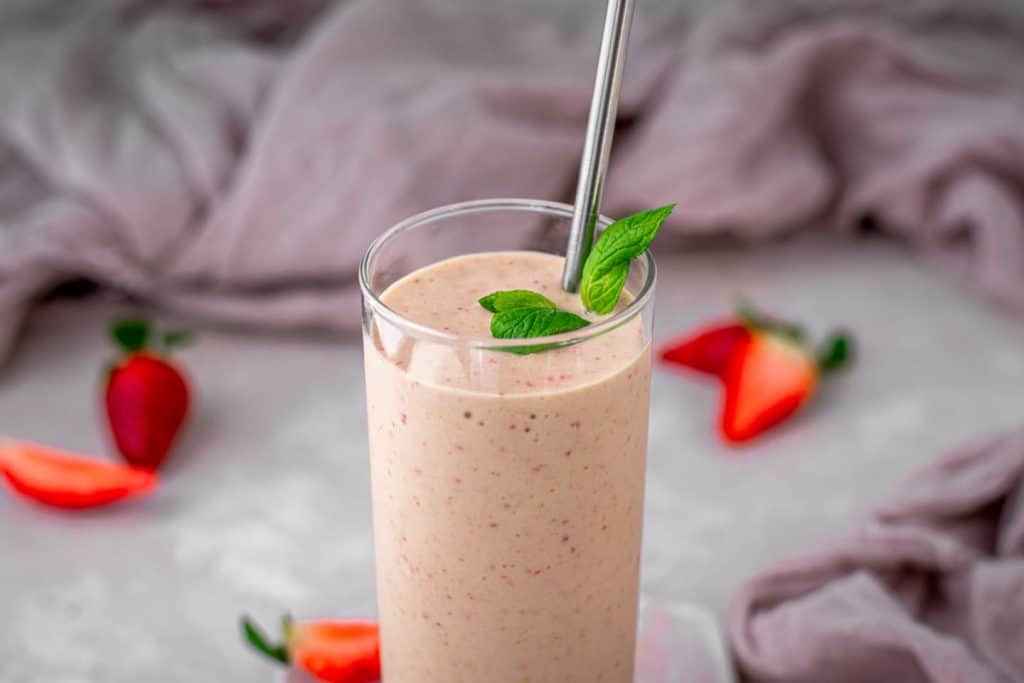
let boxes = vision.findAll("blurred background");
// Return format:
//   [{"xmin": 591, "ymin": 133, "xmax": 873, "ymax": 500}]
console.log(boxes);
[{"xmin": 1, "ymin": 1, "xmax": 1023, "ymax": 681}]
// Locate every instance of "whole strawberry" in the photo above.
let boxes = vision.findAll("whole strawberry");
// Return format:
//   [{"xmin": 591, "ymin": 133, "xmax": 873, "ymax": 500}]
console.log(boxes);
[{"xmin": 105, "ymin": 318, "xmax": 191, "ymax": 470}]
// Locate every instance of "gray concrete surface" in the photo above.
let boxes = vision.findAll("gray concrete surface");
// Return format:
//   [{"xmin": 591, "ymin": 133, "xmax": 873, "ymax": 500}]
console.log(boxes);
[{"xmin": 2, "ymin": 236, "xmax": 1022, "ymax": 681}]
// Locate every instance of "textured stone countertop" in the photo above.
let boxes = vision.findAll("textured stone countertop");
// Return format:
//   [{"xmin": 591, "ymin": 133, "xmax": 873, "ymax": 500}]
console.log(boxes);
[{"xmin": 2, "ymin": 236, "xmax": 1022, "ymax": 681}]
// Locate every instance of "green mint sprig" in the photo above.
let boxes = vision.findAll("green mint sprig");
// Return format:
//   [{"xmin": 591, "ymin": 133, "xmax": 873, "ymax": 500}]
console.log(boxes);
[{"xmin": 477, "ymin": 204, "xmax": 676, "ymax": 353}]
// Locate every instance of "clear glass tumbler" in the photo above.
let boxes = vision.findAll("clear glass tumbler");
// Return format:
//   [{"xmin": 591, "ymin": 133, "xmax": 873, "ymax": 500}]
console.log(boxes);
[{"xmin": 359, "ymin": 198, "xmax": 656, "ymax": 682}]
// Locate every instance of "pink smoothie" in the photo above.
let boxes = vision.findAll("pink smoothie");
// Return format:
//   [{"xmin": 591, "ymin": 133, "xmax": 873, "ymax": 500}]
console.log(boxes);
[{"xmin": 364, "ymin": 251, "xmax": 651, "ymax": 682}]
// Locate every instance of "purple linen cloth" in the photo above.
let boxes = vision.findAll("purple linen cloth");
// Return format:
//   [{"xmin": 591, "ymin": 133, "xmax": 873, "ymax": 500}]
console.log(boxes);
[
  {"xmin": 729, "ymin": 431, "xmax": 1024, "ymax": 682},
  {"xmin": 2, "ymin": 0, "xmax": 1024, "ymax": 365}
]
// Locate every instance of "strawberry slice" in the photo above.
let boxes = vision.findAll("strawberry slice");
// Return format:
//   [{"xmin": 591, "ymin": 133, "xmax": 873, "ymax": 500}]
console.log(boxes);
[
  {"xmin": 0, "ymin": 439, "xmax": 157, "ymax": 509},
  {"xmin": 659, "ymin": 320, "xmax": 750, "ymax": 378},
  {"xmin": 243, "ymin": 614, "xmax": 381, "ymax": 683},
  {"xmin": 720, "ymin": 303, "xmax": 853, "ymax": 443}
]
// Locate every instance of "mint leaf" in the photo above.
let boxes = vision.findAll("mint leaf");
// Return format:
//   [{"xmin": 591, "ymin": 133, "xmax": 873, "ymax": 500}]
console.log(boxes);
[
  {"xmin": 579, "ymin": 261, "xmax": 629, "ymax": 319},
  {"xmin": 111, "ymin": 317, "xmax": 150, "ymax": 352},
  {"xmin": 479, "ymin": 290, "xmax": 556, "ymax": 313},
  {"xmin": 491, "ymin": 307, "xmax": 590, "ymax": 339},
  {"xmin": 580, "ymin": 204, "xmax": 676, "ymax": 314}
]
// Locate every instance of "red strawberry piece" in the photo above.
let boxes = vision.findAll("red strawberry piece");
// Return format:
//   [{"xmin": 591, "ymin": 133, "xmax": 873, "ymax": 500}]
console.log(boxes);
[
  {"xmin": 291, "ymin": 620, "xmax": 381, "ymax": 683},
  {"xmin": 243, "ymin": 615, "xmax": 381, "ymax": 683},
  {"xmin": 659, "ymin": 320, "xmax": 750, "ymax": 378},
  {"xmin": 720, "ymin": 302, "xmax": 853, "ymax": 443},
  {"xmin": 721, "ymin": 333, "xmax": 817, "ymax": 442},
  {"xmin": 105, "ymin": 318, "xmax": 191, "ymax": 470},
  {"xmin": 0, "ymin": 438, "xmax": 157, "ymax": 509}
]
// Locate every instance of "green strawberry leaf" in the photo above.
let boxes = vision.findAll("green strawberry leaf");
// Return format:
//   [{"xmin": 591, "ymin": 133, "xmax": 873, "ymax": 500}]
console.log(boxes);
[
  {"xmin": 162, "ymin": 330, "xmax": 194, "ymax": 349},
  {"xmin": 478, "ymin": 290, "xmax": 556, "ymax": 313},
  {"xmin": 241, "ymin": 615, "xmax": 290, "ymax": 665},
  {"xmin": 491, "ymin": 307, "xmax": 590, "ymax": 340},
  {"xmin": 580, "ymin": 204, "xmax": 676, "ymax": 314},
  {"xmin": 818, "ymin": 331, "xmax": 854, "ymax": 373},
  {"xmin": 111, "ymin": 318, "xmax": 150, "ymax": 353}
]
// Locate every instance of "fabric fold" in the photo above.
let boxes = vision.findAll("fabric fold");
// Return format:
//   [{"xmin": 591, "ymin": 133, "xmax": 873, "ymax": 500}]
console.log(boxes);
[
  {"xmin": 729, "ymin": 431, "xmax": 1024, "ymax": 683},
  {"xmin": 2, "ymin": 0, "xmax": 1024, "ymax": 365}
]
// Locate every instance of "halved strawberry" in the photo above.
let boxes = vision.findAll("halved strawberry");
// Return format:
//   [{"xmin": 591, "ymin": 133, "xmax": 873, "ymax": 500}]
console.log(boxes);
[
  {"xmin": 0, "ymin": 439, "xmax": 157, "ymax": 509},
  {"xmin": 720, "ymin": 303, "xmax": 852, "ymax": 443},
  {"xmin": 243, "ymin": 614, "xmax": 380, "ymax": 683}
]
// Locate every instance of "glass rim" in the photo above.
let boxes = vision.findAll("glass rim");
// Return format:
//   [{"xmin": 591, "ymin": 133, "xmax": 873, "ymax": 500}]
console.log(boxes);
[{"xmin": 358, "ymin": 198, "xmax": 657, "ymax": 350}]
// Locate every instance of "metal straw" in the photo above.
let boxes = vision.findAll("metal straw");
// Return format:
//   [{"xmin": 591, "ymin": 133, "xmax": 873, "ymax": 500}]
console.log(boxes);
[{"xmin": 562, "ymin": 0, "xmax": 637, "ymax": 293}]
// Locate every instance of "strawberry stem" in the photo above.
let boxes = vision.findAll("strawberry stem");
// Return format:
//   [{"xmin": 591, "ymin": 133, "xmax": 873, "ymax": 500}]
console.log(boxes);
[
  {"xmin": 241, "ymin": 615, "xmax": 290, "ymax": 665},
  {"xmin": 736, "ymin": 298, "xmax": 805, "ymax": 344},
  {"xmin": 282, "ymin": 613, "xmax": 295, "ymax": 646},
  {"xmin": 162, "ymin": 330, "xmax": 193, "ymax": 350},
  {"xmin": 111, "ymin": 318, "xmax": 150, "ymax": 353},
  {"xmin": 110, "ymin": 317, "xmax": 195, "ymax": 355},
  {"xmin": 817, "ymin": 331, "xmax": 854, "ymax": 373}
]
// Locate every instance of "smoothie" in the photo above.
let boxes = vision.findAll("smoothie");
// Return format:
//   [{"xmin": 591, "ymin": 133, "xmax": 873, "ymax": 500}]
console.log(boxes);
[{"xmin": 364, "ymin": 251, "xmax": 651, "ymax": 682}]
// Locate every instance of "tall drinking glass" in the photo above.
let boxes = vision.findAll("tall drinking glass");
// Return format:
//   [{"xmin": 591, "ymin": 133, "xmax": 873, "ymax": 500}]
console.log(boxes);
[{"xmin": 359, "ymin": 199, "xmax": 656, "ymax": 682}]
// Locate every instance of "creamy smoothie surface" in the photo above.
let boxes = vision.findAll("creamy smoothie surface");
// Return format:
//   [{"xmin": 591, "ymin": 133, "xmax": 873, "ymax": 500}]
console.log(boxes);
[{"xmin": 364, "ymin": 250, "xmax": 651, "ymax": 682}]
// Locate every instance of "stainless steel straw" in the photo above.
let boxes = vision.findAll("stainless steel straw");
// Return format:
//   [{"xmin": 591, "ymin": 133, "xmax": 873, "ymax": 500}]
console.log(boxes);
[{"xmin": 562, "ymin": 0, "xmax": 637, "ymax": 293}]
